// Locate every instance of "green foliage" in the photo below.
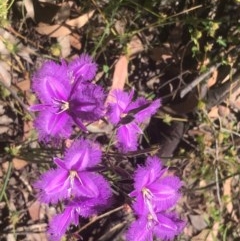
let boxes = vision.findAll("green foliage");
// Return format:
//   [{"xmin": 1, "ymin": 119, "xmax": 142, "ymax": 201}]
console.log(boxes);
[{"xmin": 0, "ymin": 0, "xmax": 14, "ymax": 26}]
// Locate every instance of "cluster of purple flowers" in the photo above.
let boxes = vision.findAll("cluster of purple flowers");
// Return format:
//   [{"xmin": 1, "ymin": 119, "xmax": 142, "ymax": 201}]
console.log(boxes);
[
  {"xmin": 126, "ymin": 156, "xmax": 185, "ymax": 241},
  {"xmin": 30, "ymin": 54, "xmax": 184, "ymax": 240}
]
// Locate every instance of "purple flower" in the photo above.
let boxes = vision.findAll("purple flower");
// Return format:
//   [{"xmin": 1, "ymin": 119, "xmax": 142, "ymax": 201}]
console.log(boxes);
[
  {"xmin": 66, "ymin": 180, "xmax": 112, "ymax": 219},
  {"xmin": 68, "ymin": 82, "xmax": 106, "ymax": 130},
  {"xmin": 31, "ymin": 60, "xmax": 70, "ymax": 105},
  {"xmin": 108, "ymin": 89, "xmax": 134, "ymax": 125},
  {"xmin": 48, "ymin": 205, "xmax": 80, "ymax": 241},
  {"xmin": 48, "ymin": 180, "xmax": 112, "ymax": 241},
  {"xmin": 33, "ymin": 108, "xmax": 73, "ymax": 144},
  {"xmin": 34, "ymin": 139, "xmax": 111, "ymax": 204},
  {"xmin": 116, "ymin": 122, "xmax": 142, "ymax": 153},
  {"xmin": 130, "ymin": 156, "xmax": 182, "ymax": 216},
  {"xmin": 68, "ymin": 54, "xmax": 97, "ymax": 83},
  {"xmin": 30, "ymin": 60, "xmax": 73, "ymax": 142},
  {"xmin": 126, "ymin": 211, "xmax": 185, "ymax": 241},
  {"xmin": 107, "ymin": 89, "xmax": 161, "ymax": 152},
  {"xmin": 30, "ymin": 55, "xmax": 105, "ymax": 142}
]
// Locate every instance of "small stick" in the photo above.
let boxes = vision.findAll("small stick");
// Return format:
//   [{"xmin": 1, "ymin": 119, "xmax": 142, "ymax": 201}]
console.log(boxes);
[
  {"xmin": 180, "ymin": 63, "xmax": 221, "ymax": 98},
  {"xmin": 0, "ymin": 78, "xmax": 34, "ymax": 118}
]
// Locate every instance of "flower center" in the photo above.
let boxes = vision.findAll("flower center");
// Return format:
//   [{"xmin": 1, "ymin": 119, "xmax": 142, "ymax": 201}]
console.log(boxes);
[
  {"xmin": 52, "ymin": 98, "xmax": 69, "ymax": 114},
  {"xmin": 142, "ymin": 187, "xmax": 153, "ymax": 200},
  {"xmin": 147, "ymin": 213, "xmax": 158, "ymax": 229}
]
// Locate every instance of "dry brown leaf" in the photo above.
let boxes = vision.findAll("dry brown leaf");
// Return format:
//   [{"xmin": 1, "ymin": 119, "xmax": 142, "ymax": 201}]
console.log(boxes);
[
  {"xmin": 24, "ymin": 0, "xmax": 35, "ymax": 20},
  {"xmin": 0, "ymin": 61, "xmax": 11, "ymax": 87},
  {"xmin": 0, "ymin": 28, "xmax": 35, "ymax": 64},
  {"xmin": 25, "ymin": 233, "xmax": 48, "ymax": 241},
  {"xmin": 86, "ymin": 120, "xmax": 112, "ymax": 135},
  {"xmin": 191, "ymin": 229, "xmax": 210, "ymax": 241},
  {"xmin": 150, "ymin": 44, "xmax": 172, "ymax": 62},
  {"xmin": 12, "ymin": 157, "xmax": 28, "ymax": 170},
  {"xmin": 67, "ymin": 10, "xmax": 95, "ymax": 28},
  {"xmin": 115, "ymin": 20, "xmax": 125, "ymax": 35},
  {"xmin": 208, "ymin": 106, "xmax": 219, "ymax": 119},
  {"xmin": 223, "ymin": 177, "xmax": 233, "ymax": 214},
  {"xmin": 16, "ymin": 79, "xmax": 31, "ymax": 91},
  {"xmin": 35, "ymin": 23, "xmax": 71, "ymax": 38},
  {"xmin": 6, "ymin": 233, "xmax": 15, "ymax": 241},
  {"xmin": 57, "ymin": 35, "xmax": 71, "ymax": 58},
  {"xmin": 127, "ymin": 35, "xmax": 144, "ymax": 57},
  {"xmin": 205, "ymin": 222, "xmax": 219, "ymax": 241},
  {"xmin": 218, "ymin": 105, "xmax": 230, "ymax": 117},
  {"xmin": 2, "ymin": 161, "xmax": 10, "ymax": 172},
  {"xmin": 70, "ymin": 33, "xmax": 82, "ymax": 50},
  {"xmin": 106, "ymin": 55, "xmax": 128, "ymax": 104},
  {"xmin": 23, "ymin": 119, "xmax": 34, "ymax": 141},
  {"xmin": 28, "ymin": 200, "xmax": 41, "ymax": 221},
  {"xmin": 35, "ymin": 10, "xmax": 95, "ymax": 38},
  {"xmin": 18, "ymin": 46, "xmax": 36, "ymax": 64},
  {"xmin": 229, "ymin": 86, "xmax": 240, "ymax": 110},
  {"xmin": 207, "ymin": 69, "xmax": 218, "ymax": 88},
  {"xmin": 111, "ymin": 55, "xmax": 128, "ymax": 90},
  {"xmin": 189, "ymin": 214, "xmax": 208, "ymax": 231}
]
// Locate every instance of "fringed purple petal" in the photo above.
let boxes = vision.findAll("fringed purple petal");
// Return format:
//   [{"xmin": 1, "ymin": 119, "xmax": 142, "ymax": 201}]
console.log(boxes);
[
  {"xmin": 116, "ymin": 122, "xmax": 141, "ymax": 153},
  {"xmin": 29, "ymin": 103, "xmax": 50, "ymax": 112},
  {"xmin": 64, "ymin": 138, "xmax": 102, "ymax": 170},
  {"xmin": 73, "ymin": 171, "xmax": 100, "ymax": 198},
  {"xmin": 107, "ymin": 89, "xmax": 134, "ymax": 124},
  {"xmin": 34, "ymin": 109, "xmax": 72, "ymax": 143},
  {"xmin": 149, "ymin": 176, "xmax": 182, "ymax": 211},
  {"xmin": 71, "ymin": 115, "xmax": 88, "ymax": 132},
  {"xmin": 125, "ymin": 96, "xmax": 147, "ymax": 113},
  {"xmin": 68, "ymin": 54, "xmax": 97, "ymax": 83},
  {"xmin": 134, "ymin": 98, "xmax": 161, "ymax": 123},
  {"xmin": 132, "ymin": 194, "xmax": 149, "ymax": 216},
  {"xmin": 68, "ymin": 173, "xmax": 112, "ymax": 217},
  {"xmin": 53, "ymin": 157, "xmax": 67, "ymax": 170},
  {"xmin": 69, "ymin": 83, "xmax": 106, "ymax": 123},
  {"xmin": 34, "ymin": 168, "xmax": 69, "ymax": 204},
  {"xmin": 48, "ymin": 206, "xmax": 80, "ymax": 241},
  {"xmin": 126, "ymin": 216, "xmax": 153, "ymax": 241},
  {"xmin": 133, "ymin": 156, "xmax": 164, "ymax": 191},
  {"xmin": 154, "ymin": 212, "xmax": 185, "ymax": 240},
  {"xmin": 131, "ymin": 156, "xmax": 182, "ymax": 213},
  {"xmin": 127, "ymin": 211, "xmax": 185, "ymax": 241},
  {"xmin": 32, "ymin": 60, "xmax": 70, "ymax": 104}
]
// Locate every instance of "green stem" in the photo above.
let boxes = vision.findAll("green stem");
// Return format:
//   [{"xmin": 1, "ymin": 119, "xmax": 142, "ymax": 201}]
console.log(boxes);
[{"xmin": 0, "ymin": 161, "xmax": 13, "ymax": 202}]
